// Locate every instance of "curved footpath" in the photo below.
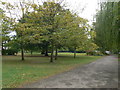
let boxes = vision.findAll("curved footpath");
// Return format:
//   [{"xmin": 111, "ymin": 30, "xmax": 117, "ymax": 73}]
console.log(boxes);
[{"xmin": 22, "ymin": 55, "xmax": 118, "ymax": 88}]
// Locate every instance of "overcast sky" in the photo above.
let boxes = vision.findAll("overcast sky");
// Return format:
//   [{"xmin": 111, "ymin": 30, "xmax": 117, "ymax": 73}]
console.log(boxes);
[
  {"xmin": 2, "ymin": 0, "xmax": 99, "ymax": 24},
  {"xmin": 66, "ymin": 0, "xmax": 98, "ymax": 21}
]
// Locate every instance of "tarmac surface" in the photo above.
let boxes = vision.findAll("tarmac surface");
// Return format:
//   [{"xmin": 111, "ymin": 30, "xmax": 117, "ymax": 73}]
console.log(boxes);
[{"xmin": 22, "ymin": 55, "xmax": 118, "ymax": 88}]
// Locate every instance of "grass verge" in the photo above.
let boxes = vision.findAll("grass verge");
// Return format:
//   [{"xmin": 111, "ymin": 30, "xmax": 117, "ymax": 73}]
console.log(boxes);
[{"xmin": 2, "ymin": 53, "xmax": 102, "ymax": 88}]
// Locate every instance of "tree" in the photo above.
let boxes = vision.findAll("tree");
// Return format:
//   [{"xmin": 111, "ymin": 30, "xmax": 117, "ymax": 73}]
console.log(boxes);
[
  {"xmin": 1, "ymin": 1, "xmax": 30, "ymax": 60},
  {"xmin": 1, "ymin": 1, "xmax": 45, "ymax": 60},
  {"xmin": 1, "ymin": 9, "xmax": 13, "ymax": 55},
  {"xmin": 1, "ymin": 0, "xmax": 92, "ymax": 62},
  {"xmin": 62, "ymin": 14, "xmax": 88, "ymax": 58},
  {"xmin": 94, "ymin": 2, "xmax": 119, "ymax": 53}
]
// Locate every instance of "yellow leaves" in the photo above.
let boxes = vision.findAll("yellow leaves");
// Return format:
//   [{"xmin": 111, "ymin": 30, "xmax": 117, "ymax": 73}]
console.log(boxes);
[
  {"xmin": 86, "ymin": 42, "xmax": 99, "ymax": 51},
  {"xmin": 31, "ymin": 4, "xmax": 37, "ymax": 8},
  {"xmin": 33, "ymin": 34, "xmax": 43, "ymax": 41},
  {"xmin": 1, "ymin": 2, "xmax": 6, "ymax": 5}
]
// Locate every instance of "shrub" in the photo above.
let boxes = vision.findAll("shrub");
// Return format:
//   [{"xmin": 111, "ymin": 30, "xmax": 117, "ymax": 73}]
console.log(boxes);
[
  {"xmin": 86, "ymin": 51, "xmax": 103, "ymax": 56},
  {"xmin": 2, "ymin": 48, "xmax": 19, "ymax": 55}
]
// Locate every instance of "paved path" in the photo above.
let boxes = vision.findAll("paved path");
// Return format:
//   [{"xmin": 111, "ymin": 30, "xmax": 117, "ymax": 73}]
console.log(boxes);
[{"xmin": 22, "ymin": 55, "xmax": 118, "ymax": 88}]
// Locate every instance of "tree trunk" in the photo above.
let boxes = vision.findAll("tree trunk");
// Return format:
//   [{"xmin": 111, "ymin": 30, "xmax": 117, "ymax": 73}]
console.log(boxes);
[
  {"xmin": 21, "ymin": 48, "xmax": 24, "ymax": 61},
  {"xmin": 31, "ymin": 50, "xmax": 33, "ymax": 55},
  {"xmin": 41, "ymin": 50, "xmax": 45, "ymax": 54},
  {"xmin": 4, "ymin": 41, "xmax": 7, "ymax": 50},
  {"xmin": 50, "ymin": 43, "xmax": 54, "ymax": 62},
  {"xmin": 2, "ymin": 42, "xmax": 4, "ymax": 55},
  {"xmin": 74, "ymin": 47, "xmax": 76, "ymax": 58},
  {"xmin": 2, "ymin": 42, "xmax": 3, "ymax": 51},
  {"xmin": 55, "ymin": 48, "xmax": 58, "ymax": 60},
  {"xmin": 45, "ymin": 47, "xmax": 49, "ymax": 56}
]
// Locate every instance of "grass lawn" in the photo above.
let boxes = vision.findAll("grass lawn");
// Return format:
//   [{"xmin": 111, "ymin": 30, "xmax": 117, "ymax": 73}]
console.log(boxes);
[{"xmin": 2, "ymin": 53, "xmax": 102, "ymax": 88}]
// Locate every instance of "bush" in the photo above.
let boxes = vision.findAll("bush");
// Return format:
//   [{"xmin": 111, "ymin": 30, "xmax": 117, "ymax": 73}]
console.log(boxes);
[
  {"xmin": 2, "ymin": 49, "xmax": 18, "ymax": 55},
  {"xmin": 94, "ymin": 51, "xmax": 103, "ymax": 56},
  {"xmin": 86, "ymin": 51, "xmax": 95, "ymax": 55},
  {"xmin": 2, "ymin": 49, "xmax": 7, "ymax": 55},
  {"xmin": 86, "ymin": 51, "xmax": 103, "ymax": 56}
]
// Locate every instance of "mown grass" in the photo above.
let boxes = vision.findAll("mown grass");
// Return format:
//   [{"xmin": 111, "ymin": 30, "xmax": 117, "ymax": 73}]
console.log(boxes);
[{"xmin": 2, "ymin": 53, "xmax": 102, "ymax": 88}]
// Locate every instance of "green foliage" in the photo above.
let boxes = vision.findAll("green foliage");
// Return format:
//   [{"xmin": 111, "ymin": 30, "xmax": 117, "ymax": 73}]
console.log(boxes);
[
  {"xmin": 86, "ymin": 51, "xmax": 103, "ymax": 56},
  {"xmin": 1, "ymin": 9, "xmax": 15, "ymax": 55},
  {"xmin": 3, "ymin": 49, "xmax": 18, "ymax": 55},
  {"xmin": 94, "ymin": 2, "xmax": 119, "ymax": 53},
  {"xmin": 2, "ymin": 37, "xmax": 20, "ymax": 55},
  {"xmin": 1, "ymin": 0, "xmax": 93, "ymax": 60}
]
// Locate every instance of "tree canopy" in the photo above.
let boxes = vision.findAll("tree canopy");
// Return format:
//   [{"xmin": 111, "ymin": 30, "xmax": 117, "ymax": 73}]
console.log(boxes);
[
  {"xmin": 94, "ymin": 1, "xmax": 119, "ymax": 53},
  {"xmin": 1, "ymin": 0, "xmax": 97, "ymax": 61}
]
